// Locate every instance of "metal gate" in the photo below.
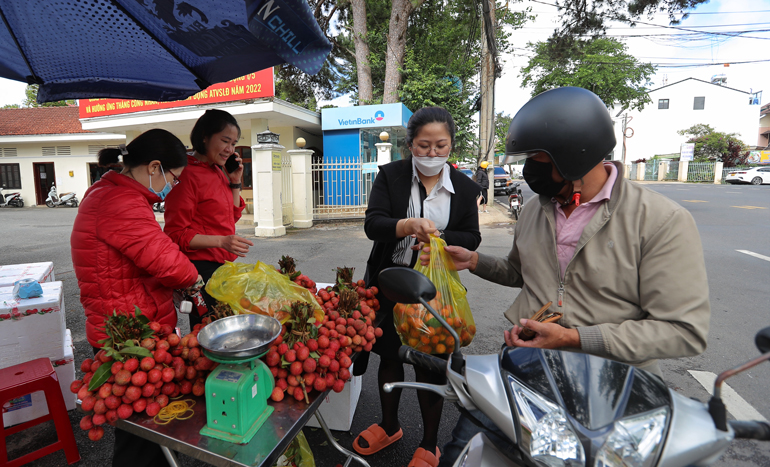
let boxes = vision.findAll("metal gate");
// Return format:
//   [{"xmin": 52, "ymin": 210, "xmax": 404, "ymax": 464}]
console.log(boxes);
[
  {"xmin": 629, "ymin": 164, "xmax": 637, "ymax": 180},
  {"xmin": 281, "ymin": 154, "xmax": 293, "ymax": 225},
  {"xmin": 687, "ymin": 162, "xmax": 715, "ymax": 182},
  {"xmin": 663, "ymin": 161, "xmax": 679, "ymax": 180},
  {"xmin": 644, "ymin": 162, "xmax": 659, "ymax": 181},
  {"xmin": 311, "ymin": 160, "xmax": 373, "ymax": 220}
]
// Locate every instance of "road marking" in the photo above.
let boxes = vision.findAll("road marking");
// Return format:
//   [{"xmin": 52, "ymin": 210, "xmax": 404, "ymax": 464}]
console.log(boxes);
[
  {"xmin": 737, "ymin": 250, "xmax": 770, "ymax": 262},
  {"xmin": 682, "ymin": 200, "xmax": 708, "ymax": 203},
  {"xmin": 688, "ymin": 370, "xmax": 768, "ymax": 422},
  {"xmin": 726, "ymin": 192, "xmax": 741, "ymax": 194},
  {"xmin": 732, "ymin": 205, "xmax": 767, "ymax": 210}
]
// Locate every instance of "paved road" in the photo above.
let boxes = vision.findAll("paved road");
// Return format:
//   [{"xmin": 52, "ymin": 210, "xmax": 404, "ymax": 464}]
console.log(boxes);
[{"xmin": 2, "ymin": 181, "xmax": 769, "ymax": 466}]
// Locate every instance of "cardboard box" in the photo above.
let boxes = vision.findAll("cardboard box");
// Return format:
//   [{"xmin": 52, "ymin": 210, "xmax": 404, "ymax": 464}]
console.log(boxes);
[
  {"xmin": 306, "ymin": 364, "xmax": 362, "ymax": 431},
  {"xmin": 2, "ymin": 329, "xmax": 77, "ymax": 427},
  {"xmin": 0, "ymin": 281, "xmax": 66, "ymax": 367},
  {"xmin": 0, "ymin": 262, "xmax": 55, "ymax": 288}
]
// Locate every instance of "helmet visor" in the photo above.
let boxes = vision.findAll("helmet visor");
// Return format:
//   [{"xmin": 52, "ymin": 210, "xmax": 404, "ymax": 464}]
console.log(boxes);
[{"xmin": 501, "ymin": 150, "xmax": 546, "ymax": 165}]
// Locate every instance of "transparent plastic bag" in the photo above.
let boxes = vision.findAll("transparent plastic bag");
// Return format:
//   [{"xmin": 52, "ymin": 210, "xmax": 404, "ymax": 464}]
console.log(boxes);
[
  {"xmin": 205, "ymin": 262, "xmax": 323, "ymax": 323},
  {"xmin": 393, "ymin": 235, "xmax": 476, "ymax": 354}
]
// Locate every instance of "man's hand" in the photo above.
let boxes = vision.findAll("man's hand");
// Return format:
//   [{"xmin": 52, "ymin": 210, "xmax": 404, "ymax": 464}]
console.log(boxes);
[
  {"xmin": 442, "ymin": 245, "xmax": 478, "ymax": 272},
  {"xmin": 504, "ymin": 319, "xmax": 581, "ymax": 349},
  {"xmin": 219, "ymin": 234, "xmax": 254, "ymax": 257}
]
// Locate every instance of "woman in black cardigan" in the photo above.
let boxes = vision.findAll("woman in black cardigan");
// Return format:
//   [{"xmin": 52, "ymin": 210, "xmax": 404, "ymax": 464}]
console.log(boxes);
[{"xmin": 353, "ymin": 107, "xmax": 481, "ymax": 467}]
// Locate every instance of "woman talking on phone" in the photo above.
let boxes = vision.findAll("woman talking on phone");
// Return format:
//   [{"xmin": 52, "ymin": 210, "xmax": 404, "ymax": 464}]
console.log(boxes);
[{"xmin": 164, "ymin": 109, "xmax": 254, "ymax": 326}]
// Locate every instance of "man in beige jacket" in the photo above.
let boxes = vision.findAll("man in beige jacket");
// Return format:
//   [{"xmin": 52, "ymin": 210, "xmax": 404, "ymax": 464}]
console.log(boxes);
[{"xmin": 437, "ymin": 86, "xmax": 711, "ymax": 467}]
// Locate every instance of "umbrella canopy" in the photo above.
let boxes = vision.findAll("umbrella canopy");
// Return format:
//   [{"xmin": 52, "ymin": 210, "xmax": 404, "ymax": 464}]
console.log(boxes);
[{"xmin": 0, "ymin": 0, "xmax": 331, "ymax": 103}]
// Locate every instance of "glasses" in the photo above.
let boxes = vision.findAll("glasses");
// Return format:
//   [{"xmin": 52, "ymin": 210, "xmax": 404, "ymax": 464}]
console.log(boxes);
[
  {"xmin": 413, "ymin": 146, "xmax": 451, "ymax": 157},
  {"xmin": 169, "ymin": 171, "xmax": 180, "ymax": 186}
]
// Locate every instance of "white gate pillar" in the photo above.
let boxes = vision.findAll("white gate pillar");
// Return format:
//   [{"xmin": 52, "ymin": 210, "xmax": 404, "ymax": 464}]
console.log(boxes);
[
  {"xmin": 658, "ymin": 161, "xmax": 667, "ymax": 181},
  {"xmin": 251, "ymin": 143, "xmax": 286, "ymax": 237},
  {"xmin": 714, "ymin": 161, "xmax": 724, "ymax": 184},
  {"xmin": 375, "ymin": 142, "xmax": 392, "ymax": 167},
  {"xmin": 288, "ymin": 148, "xmax": 314, "ymax": 228},
  {"xmin": 678, "ymin": 161, "xmax": 689, "ymax": 182},
  {"xmin": 636, "ymin": 162, "xmax": 646, "ymax": 181}
]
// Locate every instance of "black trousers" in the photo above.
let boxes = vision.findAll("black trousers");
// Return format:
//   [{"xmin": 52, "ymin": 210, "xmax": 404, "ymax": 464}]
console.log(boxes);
[
  {"xmin": 189, "ymin": 260, "xmax": 224, "ymax": 328},
  {"xmin": 92, "ymin": 347, "xmax": 168, "ymax": 467}
]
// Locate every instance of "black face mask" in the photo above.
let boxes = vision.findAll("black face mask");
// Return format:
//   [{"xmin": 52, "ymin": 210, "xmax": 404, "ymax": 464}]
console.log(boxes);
[{"xmin": 523, "ymin": 159, "xmax": 566, "ymax": 197}]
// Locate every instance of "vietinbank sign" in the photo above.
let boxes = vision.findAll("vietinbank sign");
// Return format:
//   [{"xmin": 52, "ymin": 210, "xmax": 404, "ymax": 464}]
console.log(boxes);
[{"xmin": 322, "ymin": 104, "xmax": 413, "ymax": 131}]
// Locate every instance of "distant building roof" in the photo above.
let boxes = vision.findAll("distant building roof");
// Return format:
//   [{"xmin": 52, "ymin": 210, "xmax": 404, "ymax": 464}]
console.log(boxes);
[
  {"xmin": 761, "ymin": 103, "xmax": 770, "ymax": 118},
  {"xmin": 651, "ymin": 77, "xmax": 748, "ymax": 95},
  {"xmin": 0, "ymin": 106, "xmax": 93, "ymax": 136}
]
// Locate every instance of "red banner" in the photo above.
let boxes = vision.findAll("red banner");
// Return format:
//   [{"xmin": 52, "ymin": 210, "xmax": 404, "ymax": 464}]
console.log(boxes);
[{"xmin": 79, "ymin": 69, "xmax": 274, "ymax": 118}]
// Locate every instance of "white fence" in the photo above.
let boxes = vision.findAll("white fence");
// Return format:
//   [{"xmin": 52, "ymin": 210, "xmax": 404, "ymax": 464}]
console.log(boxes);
[
  {"xmin": 281, "ymin": 154, "xmax": 293, "ymax": 225},
  {"xmin": 311, "ymin": 160, "xmax": 376, "ymax": 220}
]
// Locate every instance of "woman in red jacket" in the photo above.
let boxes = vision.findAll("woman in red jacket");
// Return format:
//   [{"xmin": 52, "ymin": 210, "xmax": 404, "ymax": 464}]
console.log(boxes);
[
  {"xmin": 164, "ymin": 109, "xmax": 254, "ymax": 326},
  {"xmin": 71, "ymin": 128, "xmax": 201, "ymax": 467}
]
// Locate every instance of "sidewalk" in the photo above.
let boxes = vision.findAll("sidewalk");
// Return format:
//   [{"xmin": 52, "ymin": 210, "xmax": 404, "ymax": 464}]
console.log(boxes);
[{"xmin": 156, "ymin": 202, "xmax": 515, "ymax": 229}]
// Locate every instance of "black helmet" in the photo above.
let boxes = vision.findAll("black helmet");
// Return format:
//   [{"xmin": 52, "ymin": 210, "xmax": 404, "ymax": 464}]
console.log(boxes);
[{"xmin": 504, "ymin": 87, "xmax": 616, "ymax": 181}]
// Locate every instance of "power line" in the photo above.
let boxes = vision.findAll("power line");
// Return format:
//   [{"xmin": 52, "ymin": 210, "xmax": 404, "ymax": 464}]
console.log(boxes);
[{"xmin": 528, "ymin": 0, "xmax": 770, "ymax": 40}]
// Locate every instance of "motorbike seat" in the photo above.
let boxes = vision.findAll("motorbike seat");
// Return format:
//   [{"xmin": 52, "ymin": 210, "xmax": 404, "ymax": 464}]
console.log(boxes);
[{"xmin": 61, "ymin": 192, "xmax": 73, "ymax": 196}]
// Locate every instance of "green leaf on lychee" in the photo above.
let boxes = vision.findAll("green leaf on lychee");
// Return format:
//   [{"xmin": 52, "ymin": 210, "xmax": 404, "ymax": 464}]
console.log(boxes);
[
  {"xmin": 88, "ymin": 363, "xmax": 112, "ymax": 392},
  {"xmin": 119, "ymin": 346, "xmax": 152, "ymax": 358}
]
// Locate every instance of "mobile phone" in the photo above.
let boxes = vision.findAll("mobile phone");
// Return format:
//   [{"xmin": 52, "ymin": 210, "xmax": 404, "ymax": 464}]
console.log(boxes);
[{"xmin": 224, "ymin": 153, "xmax": 240, "ymax": 173}]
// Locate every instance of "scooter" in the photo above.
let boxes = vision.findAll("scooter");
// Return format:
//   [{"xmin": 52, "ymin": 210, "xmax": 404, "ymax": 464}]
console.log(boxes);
[
  {"xmin": 153, "ymin": 202, "xmax": 165, "ymax": 213},
  {"xmin": 45, "ymin": 184, "xmax": 78, "ymax": 208},
  {"xmin": 378, "ymin": 267, "xmax": 770, "ymax": 467},
  {"xmin": 507, "ymin": 183, "xmax": 523, "ymax": 221},
  {"xmin": 0, "ymin": 186, "xmax": 23, "ymax": 207}
]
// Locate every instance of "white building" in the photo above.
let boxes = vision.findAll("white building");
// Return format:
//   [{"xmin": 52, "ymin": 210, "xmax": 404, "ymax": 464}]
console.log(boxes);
[
  {"xmin": 0, "ymin": 107, "xmax": 125, "ymax": 206},
  {"xmin": 618, "ymin": 77, "xmax": 760, "ymax": 162}
]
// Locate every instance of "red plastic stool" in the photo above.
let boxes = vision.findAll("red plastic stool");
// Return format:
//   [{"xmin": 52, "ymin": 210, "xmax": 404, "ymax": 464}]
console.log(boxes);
[{"xmin": 0, "ymin": 358, "xmax": 81, "ymax": 466}]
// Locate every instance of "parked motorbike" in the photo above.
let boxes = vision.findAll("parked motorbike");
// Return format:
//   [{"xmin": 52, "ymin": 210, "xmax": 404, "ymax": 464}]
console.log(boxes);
[
  {"xmin": 507, "ymin": 182, "xmax": 523, "ymax": 221},
  {"xmin": 45, "ymin": 184, "xmax": 78, "ymax": 207},
  {"xmin": 378, "ymin": 267, "xmax": 770, "ymax": 467},
  {"xmin": 153, "ymin": 202, "xmax": 165, "ymax": 213},
  {"xmin": 0, "ymin": 186, "xmax": 23, "ymax": 207}
]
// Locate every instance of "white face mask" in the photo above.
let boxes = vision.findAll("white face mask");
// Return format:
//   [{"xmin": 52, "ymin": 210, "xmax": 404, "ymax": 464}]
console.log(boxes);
[{"xmin": 412, "ymin": 155, "xmax": 448, "ymax": 177}]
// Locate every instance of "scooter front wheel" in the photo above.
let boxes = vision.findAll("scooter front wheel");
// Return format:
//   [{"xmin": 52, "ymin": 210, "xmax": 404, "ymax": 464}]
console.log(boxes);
[{"xmin": 45, "ymin": 200, "xmax": 55, "ymax": 208}]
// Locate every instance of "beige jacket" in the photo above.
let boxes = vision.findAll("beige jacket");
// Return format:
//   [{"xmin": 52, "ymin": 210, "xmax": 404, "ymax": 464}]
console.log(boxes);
[{"xmin": 474, "ymin": 162, "xmax": 710, "ymax": 375}]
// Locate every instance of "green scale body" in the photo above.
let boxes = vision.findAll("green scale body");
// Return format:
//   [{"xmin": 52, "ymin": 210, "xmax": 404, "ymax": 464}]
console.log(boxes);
[{"xmin": 199, "ymin": 352, "xmax": 275, "ymax": 444}]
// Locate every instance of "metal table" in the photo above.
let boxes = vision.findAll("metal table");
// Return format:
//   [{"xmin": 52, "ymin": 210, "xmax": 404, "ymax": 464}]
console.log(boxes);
[{"xmin": 115, "ymin": 391, "xmax": 369, "ymax": 467}]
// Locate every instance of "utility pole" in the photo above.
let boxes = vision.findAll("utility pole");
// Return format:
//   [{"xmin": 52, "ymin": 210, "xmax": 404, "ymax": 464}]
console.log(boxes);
[{"xmin": 479, "ymin": 0, "xmax": 497, "ymax": 203}]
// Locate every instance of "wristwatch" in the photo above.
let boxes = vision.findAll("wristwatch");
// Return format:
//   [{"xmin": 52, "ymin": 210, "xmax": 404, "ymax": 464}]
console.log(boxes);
[
  {"xmin": 229, "ymin": 182, "xmax": 242, "ymax": 189},
  {"xmin": 437, "ymin": 230, "xmax": 446, "ymax": 240}
]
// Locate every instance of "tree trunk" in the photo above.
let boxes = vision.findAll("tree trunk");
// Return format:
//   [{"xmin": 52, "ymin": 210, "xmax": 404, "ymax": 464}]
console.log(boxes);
[
  {"xmin": 382, "ymin": 0, "xmax": 424, "ymax": 104},
  {"xmin": 351, "ymin": 0, "xmax": 373, "ymax": 103}
]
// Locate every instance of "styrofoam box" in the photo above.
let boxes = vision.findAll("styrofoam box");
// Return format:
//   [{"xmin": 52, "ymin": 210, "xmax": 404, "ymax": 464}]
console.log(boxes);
[
  {"xmin": 0, "ymin": 281, "xmax": 66, "ymax": 368},
  {"xmin": 2, "ymin": 329, "xmax": 77, "ymax": 427},
  {"xmin": 0, "ymin": 262, "xmax": 55, "ymax": 288},
  {"xmin": 306, "ymin": 364, "xmax": 362, "ymax": 431}
]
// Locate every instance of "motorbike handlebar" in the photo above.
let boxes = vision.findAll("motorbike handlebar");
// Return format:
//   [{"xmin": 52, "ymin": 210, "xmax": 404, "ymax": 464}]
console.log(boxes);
[
  {"xmin": 398, "ymin": 346, "xmax": 447, "ymax": 375},
  {"xmin": 729, "ymin": 421, "xmax": 770, "ymax": 440}
]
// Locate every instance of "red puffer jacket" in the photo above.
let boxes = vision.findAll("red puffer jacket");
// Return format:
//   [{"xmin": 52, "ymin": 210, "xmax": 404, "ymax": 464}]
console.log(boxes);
[{"xmin": 71, "ymin": 171, "xmax": 199, "ymax": 347}]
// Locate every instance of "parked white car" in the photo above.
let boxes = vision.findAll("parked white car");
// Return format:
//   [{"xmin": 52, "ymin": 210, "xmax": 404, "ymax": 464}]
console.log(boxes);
[{"xmin": 725, "ymin": 166, "xmax": 770, "ymax": 185}]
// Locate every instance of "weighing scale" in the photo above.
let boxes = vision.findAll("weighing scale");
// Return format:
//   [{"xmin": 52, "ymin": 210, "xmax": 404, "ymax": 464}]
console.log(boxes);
[{"xmin": 197, "ymin": 314, "xmax": 281, "ymax": 444}]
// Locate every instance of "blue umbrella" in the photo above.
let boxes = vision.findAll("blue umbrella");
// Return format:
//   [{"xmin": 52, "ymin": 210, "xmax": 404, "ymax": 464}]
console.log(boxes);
[{"xmin": 0, "ymin": 0, "xmax": 331, "ymax": 103}]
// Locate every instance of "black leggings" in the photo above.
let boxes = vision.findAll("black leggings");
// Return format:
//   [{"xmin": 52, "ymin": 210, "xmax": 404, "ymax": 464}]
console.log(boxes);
[{"xmin": 189, "ymin": 260, "xmax": 224, "ymax": 328}]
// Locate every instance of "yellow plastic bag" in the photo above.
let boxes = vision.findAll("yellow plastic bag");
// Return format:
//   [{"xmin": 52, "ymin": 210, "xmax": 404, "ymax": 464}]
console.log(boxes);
[
  {"xmin": 393, "ymin": 235, "xmax": 476, "ymax": 354},
  {"xmin": 273, "ymin": 431, "xmax": 315, "ymax": 467},
  {"xmin": 206, "ymin": 262, "xmax": 323, "ymax": 323}
]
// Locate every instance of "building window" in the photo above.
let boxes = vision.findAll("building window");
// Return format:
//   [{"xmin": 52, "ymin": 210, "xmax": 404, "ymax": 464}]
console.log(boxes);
[
  {"xmin": 1, "ymin": 148, "xmax": 17, "ymax": 157},
  {"xmin": 658, "ymin": 99, "xmax": 669, "ymax": 109},
  {"xmin": 693, "ymin": 97, "xmax": 705, "ymax": 110},
  {"xmin": 0, "ymin": 163, "xmax": 21, "ymax": 189},
  {"xmin": 234, "ymin": 146, "xmax": 253, "ymax": 189}
]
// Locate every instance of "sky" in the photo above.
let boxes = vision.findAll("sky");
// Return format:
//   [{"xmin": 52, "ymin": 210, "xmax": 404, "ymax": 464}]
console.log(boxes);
[{"xmin": 1, "ymin": 0, "xmax": 768, "ymax": 117}]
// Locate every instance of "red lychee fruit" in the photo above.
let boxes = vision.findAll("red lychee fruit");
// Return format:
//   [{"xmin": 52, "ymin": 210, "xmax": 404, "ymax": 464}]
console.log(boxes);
[
  {"xmin": 125, "ymin": 385, "xmax": 142, "ymax": 402},
  {"xmin": 81, "ymin": 395, "xmax": 96, "ymax": 412},
  {"xmin": 80, "ymin": 358, "xmax": 94, "ymax": 373},
  {"xmin": 105, "ymin": 409, "xmax": 119, "ymax": 425},
  {"xmin": 161, "ymin": 367, "xmax": 175, "ymax": 383},
  {"xmin": 123, "ymin": 358, "xmax": 139, "ymax": 373},
  {"xmin": 146, "ymin": 401, "xmax": 161, "ymax": 417},
  {"xmin": 155, "ymin": 394, "xmax": 169, "ymax": 408},
  {"xmin": 110, "ymin": 361, "xmax": 123, "ymax": 375},
  {"xmin": 271, "ymin": 387, "xmax": 285, "ymax": 402},
  {"xmin": 111, "ymin": 383, "xmax": 127, "ymax": 397},
  {"xmin": 132, "ymin": 398, "xmax": 147, "ymax": 413},
  {"xmin": 140, "ymin": 357, "xmax": 155, "ymax": 372},
  {"xmin": 93, "ymin": 399, "xmax": 107, "ymax": 415},
  {"xmin": 131, "ymin": 371, "xmax": 147, "ymax": 387},
  {"xmin": 104, "ymin": 395, "xmax": 121, "ymax": 410},
  {"xmin": 80, "ymin": 415, "xmax": 93, "ymax": 431},
  {"xmin": 92, "ymin": 413, "xmax": 106, "ymax": 426},
  {"xmin": 142, "ymin": 383, "xmax": 155, "ymax": 398},
  {"xmin": 117, "ymin": 404, "xmax": 134, "ymax": 419},
  {"xmin": 148, "ymin": 368, "xmax": 162, "ymax": 384},
  {"xmin": 302, "ymin": 358, "xmax": 317, "ymax": 373},
  {"xmin": 98, "ymin": 383, "xmax": 113, "ymax": 399},
  {"xmin": 70, "ymin": 380, "xmax": 84, "ymax": 394},
  {"xmin": 89, "ymin": 426, "xmax": 105, "ymax": 441}
]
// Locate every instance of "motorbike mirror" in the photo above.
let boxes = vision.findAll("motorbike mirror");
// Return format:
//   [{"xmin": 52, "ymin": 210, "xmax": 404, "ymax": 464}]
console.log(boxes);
[
  {"xmin": 756, "ymin": 327, "xmax": 770, "ymax": 354},
  {"xmin": 378, "ymin": 268, "xmax": 436, "ymax": 304}
]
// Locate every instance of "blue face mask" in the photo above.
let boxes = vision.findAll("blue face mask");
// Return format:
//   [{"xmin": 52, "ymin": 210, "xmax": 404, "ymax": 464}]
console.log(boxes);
[{"xmin": 148, "ymin": 166, "xmax": 173, "ymax": 200}]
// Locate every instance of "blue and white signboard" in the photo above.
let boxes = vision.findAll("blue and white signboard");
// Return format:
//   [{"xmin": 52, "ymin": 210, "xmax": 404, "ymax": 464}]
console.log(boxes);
[
  {"xmin": 680, "ymin": 143, "xmax": 695, "ymax": 162},
  {"xmin": 321, "ymin": 103, "xmax": 412, "ymax": 131}
]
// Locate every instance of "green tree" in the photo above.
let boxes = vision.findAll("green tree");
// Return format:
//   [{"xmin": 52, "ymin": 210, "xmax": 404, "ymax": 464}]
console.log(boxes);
[
  {"xmin": 2, "ymin": 104, "xmax": 21, "ymax": 109},
  {"xmin": 678, "ymin": 124, "xmax": 749, "ymax": 165},
  {"xmin": 520, "ymin": 37, "xmax": 655, "ymax": 111},
  {"xmin": 494, "ymin": 112, "xmax": 512, "ymax": 153},
  {"xmin": 23, "ymin": 85, "xmax": 75, "ymax": 108}
]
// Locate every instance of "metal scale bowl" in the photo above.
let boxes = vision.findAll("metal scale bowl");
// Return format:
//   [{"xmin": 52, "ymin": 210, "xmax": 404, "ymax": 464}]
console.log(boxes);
[{"xmin": 198, "ymin": 314, "xmax": 281, "ymax": 444}]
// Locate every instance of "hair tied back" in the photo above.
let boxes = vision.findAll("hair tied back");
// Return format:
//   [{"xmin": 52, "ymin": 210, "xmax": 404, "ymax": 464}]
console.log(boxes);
[{"xmin": 118, "ymin": 144, "xmax": 128, "ymax": 164}]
